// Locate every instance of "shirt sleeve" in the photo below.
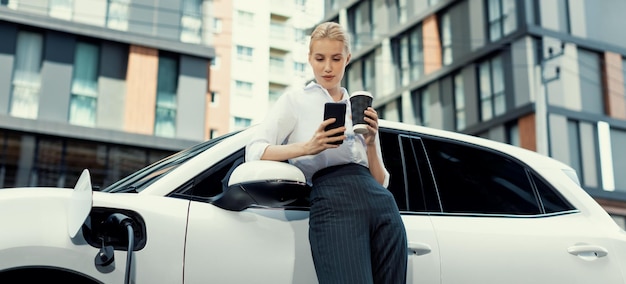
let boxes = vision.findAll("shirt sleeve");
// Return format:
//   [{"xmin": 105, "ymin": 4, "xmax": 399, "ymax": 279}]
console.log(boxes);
[{"xmin": 245, "ymin": 92, "xmax": 297, "ymax": 162}]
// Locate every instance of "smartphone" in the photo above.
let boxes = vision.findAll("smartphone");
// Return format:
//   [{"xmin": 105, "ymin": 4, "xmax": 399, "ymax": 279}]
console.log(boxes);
[{"xmin": 323, "ymin": 102, "xmax": 346, "ymax": 145}]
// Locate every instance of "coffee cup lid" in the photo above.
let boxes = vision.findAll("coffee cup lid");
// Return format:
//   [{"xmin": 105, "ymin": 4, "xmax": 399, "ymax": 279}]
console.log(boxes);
[{"xmin": 350, "ymin": 91, "xmax": 372, "ymax": 98}]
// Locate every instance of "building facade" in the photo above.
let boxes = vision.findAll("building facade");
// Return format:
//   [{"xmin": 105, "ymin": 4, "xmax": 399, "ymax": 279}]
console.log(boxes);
[
  {"xmin": 322, "ymin": 0, "xmax": 626, "ymax": 228},
  {"xmin": 0, "ymin": 0, "xmax": 324, "ymax": 190},
  {"xmin": 0, "ymin": 0, "xmax": 215, "ymax": 190}
]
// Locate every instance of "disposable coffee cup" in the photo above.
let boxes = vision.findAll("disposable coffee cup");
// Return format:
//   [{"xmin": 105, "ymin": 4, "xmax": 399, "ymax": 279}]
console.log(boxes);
[{"xmin": 350, "ymin": 91, "xmax": 373, "ymax": 134}]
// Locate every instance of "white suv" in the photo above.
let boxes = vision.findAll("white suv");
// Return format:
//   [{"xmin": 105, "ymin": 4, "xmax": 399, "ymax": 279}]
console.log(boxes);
[{"xmin": 1, "ymin": 120, "xmax": 625, "ymax": 283}]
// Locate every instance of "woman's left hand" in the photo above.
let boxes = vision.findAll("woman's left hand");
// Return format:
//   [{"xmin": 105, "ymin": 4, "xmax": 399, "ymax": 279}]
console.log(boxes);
[{"xmin": 363, "ymin": 107, "xmax": 379, "ymax": 146}]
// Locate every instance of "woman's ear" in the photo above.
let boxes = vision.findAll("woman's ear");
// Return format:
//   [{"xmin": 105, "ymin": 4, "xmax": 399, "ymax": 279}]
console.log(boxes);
[{"xmin": 345, "ymin": 53, "xmax": 351, "ymax": 65}]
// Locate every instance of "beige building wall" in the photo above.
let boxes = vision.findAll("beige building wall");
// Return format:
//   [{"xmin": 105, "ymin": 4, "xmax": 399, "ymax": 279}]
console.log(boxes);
[
  {"xmin": 206, "ymin": 0, "xmax": 233, "ymax": 139},
  {"xmin": 602, "ymin": 52, "xmax": 626, "ymax": 119},
  {"xmin": 124, "ymin": 45, "xmax": 159, "ymax": 135},
  {"xmin": 423, "ymin": 14, "xmax": 442, "ymax": 76}
]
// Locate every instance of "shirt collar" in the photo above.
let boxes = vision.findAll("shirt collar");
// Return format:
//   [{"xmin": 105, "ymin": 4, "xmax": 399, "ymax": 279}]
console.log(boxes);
[{"xmin": 305, "ymin": 82, "xmax": 349, "ymax": 102}]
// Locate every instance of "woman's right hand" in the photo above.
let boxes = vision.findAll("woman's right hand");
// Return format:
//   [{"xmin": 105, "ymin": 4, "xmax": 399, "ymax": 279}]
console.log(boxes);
[{"xmin": 303, "ymin": 118, "xmax": 346, "ymax": 155}]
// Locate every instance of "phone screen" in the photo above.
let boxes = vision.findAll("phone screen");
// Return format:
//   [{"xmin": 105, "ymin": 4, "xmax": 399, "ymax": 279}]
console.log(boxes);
[{"xmin": 323, "ymin": 103, "xmax": 346, "ymax": 145}]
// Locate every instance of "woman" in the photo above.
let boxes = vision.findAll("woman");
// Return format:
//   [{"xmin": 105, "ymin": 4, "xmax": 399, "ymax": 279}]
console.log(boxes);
[{"xmin": 245, "ymin": 22, "xmax": 407, "ymax": 284}]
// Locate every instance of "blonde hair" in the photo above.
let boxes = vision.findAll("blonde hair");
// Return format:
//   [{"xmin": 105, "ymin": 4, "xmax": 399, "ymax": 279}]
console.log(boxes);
[{"xmin": 309, "ymin": 22, "xmax": 351, "ymax": 55}]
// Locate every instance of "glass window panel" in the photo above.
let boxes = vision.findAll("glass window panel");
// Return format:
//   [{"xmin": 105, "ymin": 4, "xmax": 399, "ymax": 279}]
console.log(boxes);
[
  {"xmin": 441, "ymin": 13, "xmax": 452, "ymax": 65},
  {"xmin": 155, "ymin": 55, "xmax": 178, "ymax": 138},
  {"xmin": 35, "ymin": 138, "xmax": 63, "ymax": 187},
  {"xmin": 454, "ymin": 73, "xmax": 466, "ymax": 130},
  {"xmin": 488, "ymin": 0, "xmax": 501, "ymax": 22},
  {"xmin": 492, "ymin": 56, "xmax": 505, "ymax": 93},
  {"xmin": 409, "ymin": 27, "xmax": 423, "ymax": 81},
  {"xmin": 479, "ymin": 63, "xmax": 491, "ymax": 99},
  {"xmin": 69, "ymin": 95, "xmax": 97, "ymax": 127},
  {"xmin": 494, "ymin": 93, "xmax": 506, "ymax": 115},
  {"xmin": 502, "ymin": 0, "xmax": 517, "ymax": 35},
  {"xmin": 107, "ymin": 0, "xmax": 130, "ymax": 31},
  {"xmin": 11, "ymin": 31, "xmax": 43, "ymax": 119},
  {"xmin": 103, "ymin": 146, "xmax": 148, "ymax": 188},
  {"xmin": 65, "ymin": 140, "xmax": 107, "ymax": 189},
  {"xmin": 421, "ymin": 90, "xmax": 430, "ymax": 126},
  {"xmin": 49, "ymin": 0, "xmax": 73, "ymax": 20},
  {"xmin": 181, "ymin": 11, "xmax": 203, "ymax": 43},
  {"xmin": 154, "ymin": 108, "xmax": 176, "ymax": 137},
  {"xmin": 424, "ymin": 137, "xmax": 542, "ymax": 215},
  {"xmin": 70, "ymin": 42, "xmax": 100, "ymax": 127},
  {"xmin": 0, "ymin": 132, "xmax": 21, "ymax": 188}
]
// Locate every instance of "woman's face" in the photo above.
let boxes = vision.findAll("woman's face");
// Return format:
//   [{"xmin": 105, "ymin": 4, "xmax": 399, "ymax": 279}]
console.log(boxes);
[{"xmin": 308, "ymin": 38, "xmax": 351, "ymax": 94}]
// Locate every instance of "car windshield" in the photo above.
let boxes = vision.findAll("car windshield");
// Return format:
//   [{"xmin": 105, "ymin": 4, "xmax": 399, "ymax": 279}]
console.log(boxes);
[{"xmin": 101, "ymin": 131, "xmax": 238, "ymax": 193}]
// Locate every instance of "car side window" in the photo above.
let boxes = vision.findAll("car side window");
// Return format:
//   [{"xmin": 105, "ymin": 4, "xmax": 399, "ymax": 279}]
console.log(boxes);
[
  {"xmin": 380, "ymin": 130, "xmax": 438, "ymax": 213},
  {"xmin": 531, "ymin": 173, "xmax": 576, "ymax": 213},
  {"xmin": 169, "ymin": 149, "xmax": 245, "ymax": 201},
  {"xmin": 423, "ymin": 137, "xmax": 543, "ymax": 215}
]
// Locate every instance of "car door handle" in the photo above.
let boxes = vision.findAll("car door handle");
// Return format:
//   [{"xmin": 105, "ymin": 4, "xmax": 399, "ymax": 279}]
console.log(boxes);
[
  {"xmin": 567, "ymin": 244, "xmax": 608, "ymax": 259},
  {"xmin": 408, "ymin": 242, "xmax": 432, "ymax": 256}
]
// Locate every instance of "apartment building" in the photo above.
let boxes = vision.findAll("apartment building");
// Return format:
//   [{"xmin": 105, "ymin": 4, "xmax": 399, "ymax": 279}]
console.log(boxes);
[
  {"xmin": 322, "ymin": 0, "xmax": 626, "ymax": 227},
  {"xmin": 0, "ymin": 0, "xmax": 322, "ymax": 190}
]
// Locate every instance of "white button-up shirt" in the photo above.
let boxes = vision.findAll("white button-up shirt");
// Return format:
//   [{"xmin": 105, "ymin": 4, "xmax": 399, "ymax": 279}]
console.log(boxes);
[{"xmin": 245, "ymin": 82, "xmax": 390, "ymax": 187}]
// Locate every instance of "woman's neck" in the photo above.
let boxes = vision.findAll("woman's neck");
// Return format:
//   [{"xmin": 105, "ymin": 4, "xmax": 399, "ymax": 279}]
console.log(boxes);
[{"xmin": 327, "ymin": 87, "xmax": 342, "ymax": 102}]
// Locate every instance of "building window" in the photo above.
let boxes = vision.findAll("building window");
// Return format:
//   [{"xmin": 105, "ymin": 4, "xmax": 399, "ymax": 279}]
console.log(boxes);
[
  {"xmin": 270, "ymin": 21, "xmax": 287, "ymax": 40},
  {"xmin": 237, "ymin": 10, "xmax": 254, "ymax": 26},
  {"xmin": 69, "ymin": 42, "xmax": 100, "ymax": 127},
  {"xmin": 507, "ymin": 123, "xmax": 520, "ymax": 146},
  {"xmin": 209, "ymin": 129, "xmax": 219, "ymax": 139},
  {"xmin": 487, "ymin": 0, "xmax": 517, "ymax": 41},
  {"xmin": 235, "ymin": 80, "xmax": 253, "ymax": 95},
  {"xmin": 577, "ymin": 48, "xmax": 604, "ymax": 115},
  {"xmin": 393, "ymin": 25, "xmax": 423, "ymax": 87},
  {"xmin": 180, "ymin": 0, "xmax": 203, "ymax": 44},
  {"xmin": 362, "ymin": 52, "xmax": 376, "ymax": 92},
  {"xmin": 294, "ymin": 62, "xmax": 306, "ymax": 74},
  {"xmin": 212, "ymin": 17, "xmax": 223, "ymax": 34},
  {"xmin": 154, "ymin": 55, "xmax": 179, "ymax": 138},
  {"xmin": 269, "ymin": 56, "xmax": 285, "ymax": 73},
  {"xmin": 478, "ymin": 55, "xmax": 505, "ymax": 121},
  {"xmin": 236, "ymin": 45, "xmax": 253, "ymax": 61},
  {"xmin": 441, "ymin": 11, "xmax": 452, "ymax": 66},
  {"xmin": 396, "ymin": 0, "xmax": 407, "ymax": 24},
  {"xmin": 269, "ymin": 89, "xmax": 282, "ymax": 103},
  {"xmin": 411, "ymin": 88, "xmax": 430, "ymax": 127},
  {"xmin": 10, "ymin": 31, "xmax": 43, "ymax": 119},
  {"xmin": 107, "ymin": 0, "xmax": 130, "ymax": 31},
  {"xmin": 210, "ymin": 56, "xmax": 220, "ymax": 69},
  {"xmin": 294, "ymin": 28, "xmax": 306, "ymax": 43},
  {"xmin": 210, "ymin": 91, "xmax": 219, "ymax": 106},
  {"xmin": 233, "ymin": 116, "xmax": 251, "ymax": 130},
  {"xmin": 348, "ymin": 0, "xmax": 374, "ymax": 50},
  {"xmin": 453, "ymin": 73, "xmax": 466, "ymax": 131},
  {"xmin": 49, "ymin": 0, "xmax": 73, "ymax": 20},
  {"xmin": 295, "ymin": 0, "xmax": 306, "ymax": 9},
  {"xmin": 1, "ymin": 0, "xmax": 18, "ymax": 9}
]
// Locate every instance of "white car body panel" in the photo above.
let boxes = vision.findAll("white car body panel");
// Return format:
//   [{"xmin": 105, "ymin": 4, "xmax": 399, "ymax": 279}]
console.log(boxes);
[
  {"xmin": 0, "ymin": 120, "xmax": 624, "ymax": 283},
  {"xmin": 184, "ymin": 205, "xmax": 315, "ymax": 283}
]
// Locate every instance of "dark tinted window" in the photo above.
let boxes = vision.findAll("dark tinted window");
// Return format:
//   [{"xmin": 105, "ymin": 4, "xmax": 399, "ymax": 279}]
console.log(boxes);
[
  {"xmin": 423, "ymin": 138, "xmax": 542, "ymax": 215},
  {"xmin": 380, "ymin": 130, "xmax": 439, "ymax": 212},
  {"xmin": 380, "ymin": 131, "xmax": 410, "ymax": 211},
  {"xmin": 531, "ymin": 173, "xmax": 576, "ymax": 213}
]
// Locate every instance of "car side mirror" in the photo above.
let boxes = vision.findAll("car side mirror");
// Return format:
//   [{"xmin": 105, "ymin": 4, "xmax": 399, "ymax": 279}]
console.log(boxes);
[{"xmin": 211, "ymin": 160, "xmax": 311, "ymax": 211}]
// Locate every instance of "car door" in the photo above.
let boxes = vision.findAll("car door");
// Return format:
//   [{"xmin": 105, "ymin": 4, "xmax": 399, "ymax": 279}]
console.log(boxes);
[
  {"xmin": 420, "ymin": 137, "xmax": 624, "ymax": 284},
  {"xmin": 181, "ymin": 151, "xmax": 317, "ymax": 284},
  {"xmin": 380, "ymin": 131, "xmax": 441, "ymax": 284}
]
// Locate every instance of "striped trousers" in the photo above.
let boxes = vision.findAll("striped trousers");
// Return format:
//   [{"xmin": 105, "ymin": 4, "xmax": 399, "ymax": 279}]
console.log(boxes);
[{"xmin": 309, "ymin": 163, "xmax": 407, "ymax": 284}]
